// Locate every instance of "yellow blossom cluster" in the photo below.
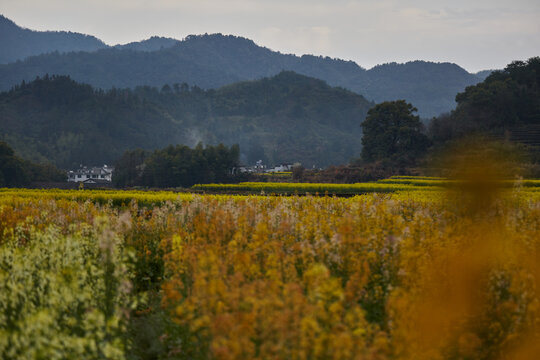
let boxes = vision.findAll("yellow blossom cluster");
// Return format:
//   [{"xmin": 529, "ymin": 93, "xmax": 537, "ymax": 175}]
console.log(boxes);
[{"xmin": 158, "ymin": 192, "xmax": 540, "ymax": 359}]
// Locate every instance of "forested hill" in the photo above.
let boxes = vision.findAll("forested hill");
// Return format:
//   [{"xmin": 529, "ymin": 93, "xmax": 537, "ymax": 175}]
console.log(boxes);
[
  {"xmin": 0, "ymin": 24, "xmax": 482, "ymax": 117},
  {"xmin": 361, "ymin": 61, "xmax": 480, "ymax": 118},
  {"xmin": 0, "ymin": 15, "xmax": 107, "ymax": 64},
  {"xmin": 0, "ymin": 72, "xmax": 373, "ymax": 169},
  {"xmin": 0, "ymin": 75, "xmax": 180, "ymax": 168}
]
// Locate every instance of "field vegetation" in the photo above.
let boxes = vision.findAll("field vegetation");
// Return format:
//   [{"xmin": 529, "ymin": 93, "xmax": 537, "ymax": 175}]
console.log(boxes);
[
  {"xmin": 1, "ymin": 174, "xmax": 539, "ymax": 359},
  {"xmin": 192, "ymin": 177, "xmax": 540, "ymax": 195}
]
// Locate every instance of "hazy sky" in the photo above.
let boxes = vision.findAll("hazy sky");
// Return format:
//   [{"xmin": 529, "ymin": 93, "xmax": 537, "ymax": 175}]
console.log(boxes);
[{"xmin": 2, "ymin": 0, "xmax": 539, "ymax": 72}]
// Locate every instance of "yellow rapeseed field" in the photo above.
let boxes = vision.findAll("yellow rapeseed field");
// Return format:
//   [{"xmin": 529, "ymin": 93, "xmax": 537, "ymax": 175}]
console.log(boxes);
[{"xmin": 1, "ymin": 182, "xmax": 539, "ymax": 359}]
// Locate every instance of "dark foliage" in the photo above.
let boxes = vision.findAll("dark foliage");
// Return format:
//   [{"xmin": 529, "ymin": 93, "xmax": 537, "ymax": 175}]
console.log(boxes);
[
  {"xmin": 361, "ymin": 101, "xmax": 430, "ymax": 165},
  {"xmin": 114, "ymin": 143, "xmax": 240, "ymax": 188},
  {"xmin": 0, "ymin": 75, "xmax": 180, "ymax": 169},
  {"xmin": 0, "ymin": 141, "xmax": 65, "ymax": 186},
  {"xmin": 112, "ymin": 149, "xmax": 150, "ymax": 188},
  {"xmin": 291, "ymin": 164, "xmax": 305, "ymax": 181},
  {"xmin": 0, "ymin": 73, "xmax": 372, "ymax": 168},
  {"xmin": 429, "ymin": 57, "xmax": 540, "ymax": 143}
]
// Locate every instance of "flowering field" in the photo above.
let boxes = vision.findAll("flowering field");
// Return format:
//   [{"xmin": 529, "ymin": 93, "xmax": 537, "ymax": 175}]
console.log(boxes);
[
  {"xmin": 192, "ymin": 178, "xmax": 540, "ymax": 195},
  {"xmin": 192, "ymin": 181, "xmax": 438, "ymax": 194},
  {"xmin": 1, "ymin": 185, "xmax": 539, "ymax": 359}
]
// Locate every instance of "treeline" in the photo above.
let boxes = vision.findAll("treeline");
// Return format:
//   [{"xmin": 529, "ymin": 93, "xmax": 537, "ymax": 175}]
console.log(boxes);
[
  {"xmin": 344, "ymin": 57, "xmax": 540, "ymax": 179},
  {"xmin": 0, "ymin": 142, "xmax": 65, "ymax": 186},
  {"xmin": 429, "ymin": 57, "xmax": 540, "ymax": 142},
  {"xmin": 426, "ymin": 57, "xmax": 540, "ymax": 174},
  {"xmin": 113, "ymin": 143, "xmax": 240, "ymax": 188}
]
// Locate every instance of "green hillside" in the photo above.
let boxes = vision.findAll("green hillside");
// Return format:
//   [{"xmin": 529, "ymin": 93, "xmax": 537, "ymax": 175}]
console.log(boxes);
[
  {"xmin": 0, "ymin": 72, "xmax": 373, "ymax": 168},
  {"xmin": 0, "ymin": 75, "xmax": 183, "ymax": 168}
]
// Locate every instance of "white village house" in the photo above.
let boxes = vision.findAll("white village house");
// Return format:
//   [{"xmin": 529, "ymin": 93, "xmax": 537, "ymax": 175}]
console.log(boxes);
[
  {"xmin": 67, "ymin": 165, "xmax": 114, "ymax": 183},
  {"xmin": 267, "ymin": 163, "xmax": 293, "ymax": 172},
  {"xmin": 234, "ymin": 161, "xmax": 295, "ymax": 174}
]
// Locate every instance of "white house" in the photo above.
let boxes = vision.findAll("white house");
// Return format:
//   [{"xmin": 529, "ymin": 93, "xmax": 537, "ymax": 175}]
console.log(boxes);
[
  {"xmin": 67, "ymin": 165, "xmax": 114, "ymax": 182},
  {"xmin": 267, "ymin": 163, "xmax": 293, "ymax": 172}
]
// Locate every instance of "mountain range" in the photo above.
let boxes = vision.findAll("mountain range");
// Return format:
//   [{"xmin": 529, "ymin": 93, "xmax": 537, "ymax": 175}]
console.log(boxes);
[{"xmin": 0, "ymin": 15, "xmax": 488, "ymax": 118}]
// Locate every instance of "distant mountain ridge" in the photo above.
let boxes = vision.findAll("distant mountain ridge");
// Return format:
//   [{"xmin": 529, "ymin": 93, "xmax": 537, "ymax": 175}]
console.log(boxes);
[
  {"xmin": 0, "ymin": 15, "xmax": 107, "ymax": 64},
  {"xmin": 0, "ymin": 15, "xmax": 182, "ymax": 64},
  {"xmin": 0, "ymin": 14, "xmax": 484, "ymax": 117}
]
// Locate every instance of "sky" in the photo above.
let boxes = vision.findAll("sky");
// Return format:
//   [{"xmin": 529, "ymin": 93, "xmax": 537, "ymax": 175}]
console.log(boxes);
[{"xmin": 2, "ymin": 0, "xmax": 539, "ymax": 72}]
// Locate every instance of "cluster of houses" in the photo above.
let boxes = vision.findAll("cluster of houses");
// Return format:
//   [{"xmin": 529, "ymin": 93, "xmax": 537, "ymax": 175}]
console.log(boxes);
[
  {"xmin": 235, "ymin": 161, "xmax": 294, "ymax": 174},
  {"xmin": 67, "ymin": 161, "xmax": 294, "ymax": 184},
  {"xmin": 67, "ymin": 165, "xmax": 114, "ymax": 184}
]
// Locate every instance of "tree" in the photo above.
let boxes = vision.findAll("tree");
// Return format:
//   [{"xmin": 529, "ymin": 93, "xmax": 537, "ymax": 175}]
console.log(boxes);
[
  {"xmin": 361, "ymin": 100, "xmax": 430, "ymax": 164},
  {"xmin": 112, "ymin": 149, "xmax": 149, "ymax": 188},
  {"xmin": 292, "ymin": 163, "xmax": 304, "ymax": 180}
]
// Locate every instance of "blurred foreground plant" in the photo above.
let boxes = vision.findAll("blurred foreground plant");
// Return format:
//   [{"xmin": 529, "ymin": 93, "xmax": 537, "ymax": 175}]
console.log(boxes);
[{"xmin": 0, "ymin": 219, "xmax": 136, "ymax": 360}]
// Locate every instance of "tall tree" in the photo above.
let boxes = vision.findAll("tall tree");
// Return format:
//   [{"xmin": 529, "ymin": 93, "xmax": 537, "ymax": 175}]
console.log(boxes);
[{"xmin": 361, "ymin": 100, "xmax": 430, "ymax": 164}]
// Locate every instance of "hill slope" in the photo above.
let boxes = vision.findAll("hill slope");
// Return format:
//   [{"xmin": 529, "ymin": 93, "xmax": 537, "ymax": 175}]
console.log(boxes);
[
  {"xmin": 0, "ymin": 75, "xmax": 181, "ymax": 168},
  {"xmin": 0, "ymin": 73, "xmax": 373, "ymax": 168},
  {"xmin": 0, "ymin": 15, "xmax": 107, "ymax": 64}
]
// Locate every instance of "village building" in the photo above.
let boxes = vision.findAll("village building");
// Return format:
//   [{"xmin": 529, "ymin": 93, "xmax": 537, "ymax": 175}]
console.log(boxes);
[
  {"xmin": 67, "ymin": 165, "xmax": 114, "ymax": 182},
  {"xmin": 267, "ymin": 163, "xmax": 293, "ymax": 172},
  {"xmin": 234, "ymin": 161, "xmax": 295, "ymax": 174}
]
